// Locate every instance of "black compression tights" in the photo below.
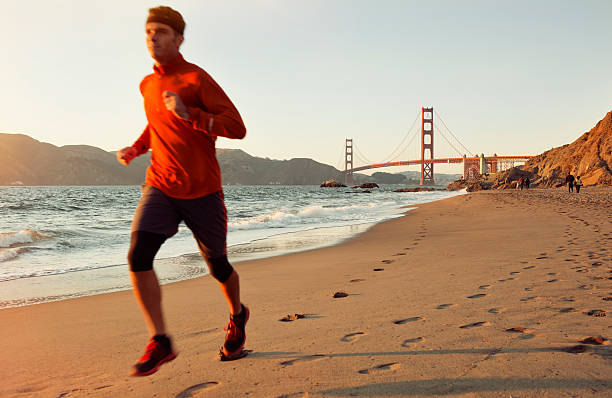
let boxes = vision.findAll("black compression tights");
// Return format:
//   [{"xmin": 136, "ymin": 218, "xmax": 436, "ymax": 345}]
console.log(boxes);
[{"xmin": 128, "ymin": 231, "xmax": 234, "ymax": 283}]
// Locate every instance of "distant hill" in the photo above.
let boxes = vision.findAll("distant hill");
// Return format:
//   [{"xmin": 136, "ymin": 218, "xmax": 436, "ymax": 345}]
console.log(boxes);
[
  {"xmin": 216, "ymin": 149, "xmax": 345, "ymax": 185},
  {"xmin": 0, "ymin": 134, "xmax": 151, "ymax": 185},
  {"xmin": 0, "ymin": 133, "xmax": 461, "ymax": 186},
  {"xmin": 521, "ymin": 110, "xmax": 612, "ymax": 186}
]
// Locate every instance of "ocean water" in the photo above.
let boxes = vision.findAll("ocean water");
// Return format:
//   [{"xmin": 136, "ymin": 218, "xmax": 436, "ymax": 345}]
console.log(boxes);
[{"xmin": 0, "ymin": 185, "xmax": 465, "ymax": 308}]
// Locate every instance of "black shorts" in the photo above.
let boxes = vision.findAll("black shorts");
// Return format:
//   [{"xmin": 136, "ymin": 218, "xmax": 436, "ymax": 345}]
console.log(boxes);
[{"xmin": 131, "ymin": 185, "xmax": 227, "ymax": 258}]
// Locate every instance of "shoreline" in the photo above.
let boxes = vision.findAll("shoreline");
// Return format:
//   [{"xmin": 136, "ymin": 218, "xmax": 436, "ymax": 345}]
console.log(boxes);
[
  {"xmin": 1, "ymin": 187, "xmax": 610, "ymax": 397},
  {"xmin": 0, "ymin": 189, "xmax": 463, "ymax": 309}
]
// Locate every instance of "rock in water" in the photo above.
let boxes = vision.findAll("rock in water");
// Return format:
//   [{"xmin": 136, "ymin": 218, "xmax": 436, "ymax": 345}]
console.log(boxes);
[{"xmin": 320, "ymin": 179, "xmax": 347, "ymax": 187}]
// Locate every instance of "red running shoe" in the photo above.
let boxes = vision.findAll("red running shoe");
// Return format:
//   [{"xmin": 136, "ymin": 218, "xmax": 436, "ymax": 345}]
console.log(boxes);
[
  {"xmin": 220, "ymin": 304, "xmax": 250, "ymax": 360},
  {"xmin": 130, "ymin": 335, "xmax": 177, "ymax": 376}
]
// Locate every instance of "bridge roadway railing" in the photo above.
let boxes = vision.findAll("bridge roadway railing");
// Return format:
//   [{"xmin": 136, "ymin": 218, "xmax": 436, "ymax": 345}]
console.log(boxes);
[{"xmin": 349, "ymin": 156, "xmax": 532, "ymax": 173}]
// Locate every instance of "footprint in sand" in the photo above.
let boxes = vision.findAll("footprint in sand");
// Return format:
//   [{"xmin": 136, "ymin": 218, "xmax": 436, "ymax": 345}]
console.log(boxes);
[
  {"xmin": 536, "ymin": 256, "xmax": 548, "ymax": 260},
  {"xmin": 358, "ymin": 362, "xmax": 400, "ymax": 374},
  {"xmin": 280, "ymin": 354, "xmax": 327, "ymax": 367},
  {"xmin": 523, "ymin": 265, "xmax": 536, "ymax": 270},
  {"xmin": 350, "ymin": 278, "xmax": 365, "ymax": 283},
  {"xmin": 176, "ymin": 382, "xmax": 220, "ymax": 398},
  {"xmin": 548, "ymin": 279, "xmax": 559, "ymax": 283},
  {"xmin": 459, "ymin": 321, "xmax": 490, "ymax": 329},
  {"xmin": 340, "ymin": 332, "xmax": 366, "ymax": 342},
  {"xmin": 547, "ymin": 272, "xmax": 557, "ymax": 276},
  {"xmin": 436, "ymin": 303, "xmax": 457, "ymax": 309},
  {"xmin": 498, "ymin": 278, "xmax": 515, "ymax": 282},
  {"xmin": 381, "ymin": 259, "xmax": 394, "ymax": 264},
  {"xmin": 559, "ymin": 307, "xmax": 577, "ymax": 313},
  {"xmin": 505, "ymin": 327, "xmax": 536, "ymax": 340},
  {"xmin": 394, "ymin": 317, "xmax": 424, "ymax": 324},
  {"xmin": 510, "ymin": 271, "xmax": 521, "ymax": 275},
  {"xmin": 373, "ymin": 268, "xmax": 384, "ymax": 272},
  {"xmin": 520, "ymin": 296, "xmax": 540, "ymax": 302},
  {"xmin": 561, "ymin": 297, "xmax": 576, "ymax": 302},
  {"xmin": 479, "ymin": 285, "xmax": 491, "ymax": 290},
  {"xmin": 402, "ymin": 337, "xmax": 425, "ymax": 346},
  {"xmin": 524, "ymin": 287, "xmax": 534, "ymax": 291},
  {"xmin": 392, "ymin": 252, "xmax": 407, "ymax": 256},
  {"xmin": 277, "ymin": 393, "xmax": 309, "ymax": 398},
  {"xmin": 505, "ymin": 327, "xmax": 532, "ymax": 333},
  {"xmin": 467, "ymin": 293, "xmax": 487, "ymax": 299},
  {"xmin": 579, "ymin": 284, "xmax": 594, "ymax": 290}
]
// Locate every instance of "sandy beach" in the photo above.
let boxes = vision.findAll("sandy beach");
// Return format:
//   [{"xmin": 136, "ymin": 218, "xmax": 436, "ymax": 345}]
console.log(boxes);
[{"xmin": 1, "ymin": 187, "xmax": 610, "ymax": 398}]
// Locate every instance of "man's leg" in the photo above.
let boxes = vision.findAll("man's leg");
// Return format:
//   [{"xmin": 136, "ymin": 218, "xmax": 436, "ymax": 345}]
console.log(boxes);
[
  {"xmin": 128, "ymin": 231, "xmax": 168, "ymax": 336},
  {"xmin": 131, "ymin": 269, "xmax": 166, "ymax": 336},
  {"xmin": 128, "ymin": 230, "xmax": 178, "ymax": 376},
  {"xmin": 180, "ymin": 191, "xmax": 249, "ymax": 359},
  {"xmin": 218, "ymin": 270, "xmax": 241, "ymax": 315}
]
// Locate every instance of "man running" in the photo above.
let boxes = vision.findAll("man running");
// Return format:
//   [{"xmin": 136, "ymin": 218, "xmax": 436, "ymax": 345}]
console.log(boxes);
[{"xmin": 117, "ymin": 6, "xmax": 249, "ymax": 376}]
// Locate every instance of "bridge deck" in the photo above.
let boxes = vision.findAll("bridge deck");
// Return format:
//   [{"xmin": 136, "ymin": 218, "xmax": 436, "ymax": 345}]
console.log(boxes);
[{"xmin": 349, "ymin": 156, "xmax": 532, "ymax": 173}]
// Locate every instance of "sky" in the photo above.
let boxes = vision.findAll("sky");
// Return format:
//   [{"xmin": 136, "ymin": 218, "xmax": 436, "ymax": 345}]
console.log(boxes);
[{"xmin": 1, "ymin": 0, "xmax": 611, "ymax": 174}]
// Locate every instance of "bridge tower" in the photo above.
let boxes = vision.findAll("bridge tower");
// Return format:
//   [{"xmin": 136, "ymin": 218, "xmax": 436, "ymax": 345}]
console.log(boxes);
[
  {"xmin": 344, "ymin": 138, "xmax": 354, "ymax": 185},
  {"xmin": 420, "ymin": 107, "xmax": 435, "ymax": 185}
]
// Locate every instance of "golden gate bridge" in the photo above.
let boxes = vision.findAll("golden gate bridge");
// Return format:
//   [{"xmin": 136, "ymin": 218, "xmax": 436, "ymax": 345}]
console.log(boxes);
[{"xmin": 341, "ymin": 107, "xmax": 532, "ymax": 185}]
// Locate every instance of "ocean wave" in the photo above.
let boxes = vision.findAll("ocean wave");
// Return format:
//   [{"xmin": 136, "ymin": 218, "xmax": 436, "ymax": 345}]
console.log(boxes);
[
  {"xmin": 0, "ymin": 229, "xmax": 48, "ymax": 248},
  {"xmin": 228, "ymin": 202, "xmax": 397, "ymax": 231},
  {"xmin": 0, "ymin": 247, "xmax": 27, "ymax": 262}
]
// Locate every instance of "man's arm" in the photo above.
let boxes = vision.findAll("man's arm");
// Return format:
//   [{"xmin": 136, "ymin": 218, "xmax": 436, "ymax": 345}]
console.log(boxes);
[
  {"xmin": 117, "ymin": 125, "xmax": 151, "ymax": 166},
  {"xmin": 164, "ymin": 73, "xmax": 246, "ymax": 139}
]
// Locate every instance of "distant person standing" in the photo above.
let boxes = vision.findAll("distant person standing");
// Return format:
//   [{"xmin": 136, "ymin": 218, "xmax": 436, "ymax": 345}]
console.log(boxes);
[
  {"xmin": 524, "ymin": 177, "xmax": 530, "ymax": 189},
  {"xmin": 565, "ymin": 171, "xmax": 575, "ymax": 193},
  {"xmin": 116, "ymin": 6, "xmax": 249, "ymax": 376},
  {"xmin": 575, "ymin": 176, "xmax": 583, "ymax": 193},
  {"xmin": 517, "ymin": 176, "xmax": 524, "ymax": 190}
]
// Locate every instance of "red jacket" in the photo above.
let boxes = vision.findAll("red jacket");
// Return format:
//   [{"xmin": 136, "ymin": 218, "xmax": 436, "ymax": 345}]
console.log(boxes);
[{"xmin": 132, "ymin": 53, "xmax": 246, "ymax": 199}]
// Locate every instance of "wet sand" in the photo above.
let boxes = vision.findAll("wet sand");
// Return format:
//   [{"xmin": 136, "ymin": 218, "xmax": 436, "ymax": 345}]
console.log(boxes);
[{"xmin": 1, "ymin": 187, "xmax": 610, "ymax": 397}]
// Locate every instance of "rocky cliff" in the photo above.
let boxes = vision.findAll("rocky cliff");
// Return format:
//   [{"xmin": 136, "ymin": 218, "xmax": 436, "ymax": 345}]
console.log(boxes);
[{"xmin": 522, "ymin": 111, "xmax": 612, "ymax": 186}]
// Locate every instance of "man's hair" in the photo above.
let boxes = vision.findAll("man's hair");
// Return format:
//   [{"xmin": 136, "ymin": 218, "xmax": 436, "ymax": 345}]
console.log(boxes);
[{"xmin": 147, "ymin": 6, "xmax": 185, "ymax": 35}]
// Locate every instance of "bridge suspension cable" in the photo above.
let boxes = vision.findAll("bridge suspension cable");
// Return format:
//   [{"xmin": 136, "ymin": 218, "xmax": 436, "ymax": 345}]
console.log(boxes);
[
  {"xmin": 353, "ymin": 145, "xmax": 374, "ymax": 165},
  {"xmin": 387, "ymin": 126, "xmax": 420, "ymax": 162},
  {"xmin": 434, "ymin": 123, "xmax": 464, "ymax": 157},
  {"xmin": 377, "ymin": 109, "xmax": 422, "ymax": 163},
  {"xmin": 434, "ymin": 110, "xmax": 474, "ymax": 156}
]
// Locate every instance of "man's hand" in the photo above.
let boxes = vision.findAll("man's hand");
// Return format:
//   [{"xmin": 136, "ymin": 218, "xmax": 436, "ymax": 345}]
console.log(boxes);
[
  {"xmin": 117, "ymin": 146, "xmax": 138, "ymax": 166},
  {"xmin": 162, "ymin": 90, "xmax": 190, "ymax": 120}
]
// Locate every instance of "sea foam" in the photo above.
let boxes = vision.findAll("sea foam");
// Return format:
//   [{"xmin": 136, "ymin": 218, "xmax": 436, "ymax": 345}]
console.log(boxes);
[
  {"xmin": 228, "ymin": 202, "xmax": 396, "ymax": 231},
  {"xmin": 0, "ymin": 229, "xmax": 45, "ymax": 248}
]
